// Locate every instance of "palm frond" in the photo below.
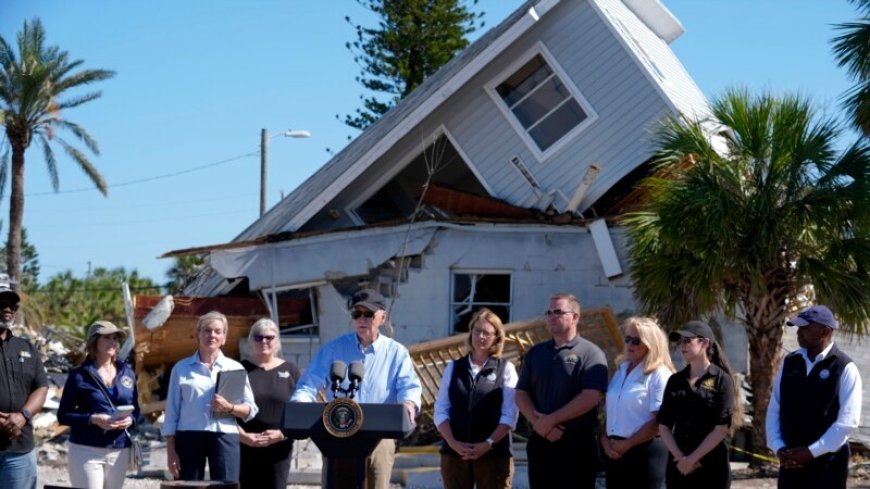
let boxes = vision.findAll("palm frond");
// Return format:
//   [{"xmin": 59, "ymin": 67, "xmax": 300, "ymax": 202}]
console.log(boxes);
[
  {"xmin": 38, "ymin": 135, "xmax": 59, "ymax": 191},
  {"xmin": 54, "ymin": 119, "xmax": 99, "ymax": 155},
  {"xmin": 56, "ymin": 138, "xmax": 107, "ymax": 195}
]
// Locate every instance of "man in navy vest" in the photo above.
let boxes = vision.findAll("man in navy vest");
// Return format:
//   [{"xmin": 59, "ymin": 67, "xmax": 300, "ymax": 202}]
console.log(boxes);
[{"xmin": 766, "ymin": 305, "xmax": 863, "ymax": 489}]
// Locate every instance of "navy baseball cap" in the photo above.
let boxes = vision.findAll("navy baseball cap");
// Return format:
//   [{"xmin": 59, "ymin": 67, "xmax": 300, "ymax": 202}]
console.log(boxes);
[
  {"xmin": 786, "ymin": 305, "xmax": 838, "ymax": 329},
  {"xmin": 350, "ymin": 289, "xmax": 386, "ymax": 311}
]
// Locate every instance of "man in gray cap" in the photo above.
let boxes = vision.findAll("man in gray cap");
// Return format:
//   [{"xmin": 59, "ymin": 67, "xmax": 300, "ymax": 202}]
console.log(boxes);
[
  {"xmin": 291, "ymin": 288, "xmax": 421, "ymax": 489},
  {"xmin": 766, "ymin": 305, "xmax": 863, "ymax": 489},
  {"xmin": 0, "ymin": 286, "xmax": 48, "ymax": 489}
]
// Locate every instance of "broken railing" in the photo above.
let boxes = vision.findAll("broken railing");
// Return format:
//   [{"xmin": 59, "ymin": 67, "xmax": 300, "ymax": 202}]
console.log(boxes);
[{"xmin": 408, "ymin": 307, "xmax": 622, "ymax": 422}]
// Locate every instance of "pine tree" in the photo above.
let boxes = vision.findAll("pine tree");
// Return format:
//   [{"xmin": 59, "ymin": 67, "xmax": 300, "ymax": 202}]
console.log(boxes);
[{"xmin": 343, "ymin": 0, "xmax": 484, "ymax": 130}]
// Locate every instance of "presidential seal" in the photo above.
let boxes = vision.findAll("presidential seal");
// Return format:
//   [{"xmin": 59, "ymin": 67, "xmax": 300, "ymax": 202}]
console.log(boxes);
[{"xmin": 323, "ymin": 398, "xmax": 364, "ymax": 438}]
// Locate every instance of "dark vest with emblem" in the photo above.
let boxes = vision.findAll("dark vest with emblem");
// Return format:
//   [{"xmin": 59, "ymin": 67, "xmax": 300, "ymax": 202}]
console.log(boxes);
[
  {"xmin": 780, "ymin": 344, "xmax": 851, "ymax": 448},
  {"xmin": 441, "ymin": 356, "xmax": 511, "ymax": 457}
]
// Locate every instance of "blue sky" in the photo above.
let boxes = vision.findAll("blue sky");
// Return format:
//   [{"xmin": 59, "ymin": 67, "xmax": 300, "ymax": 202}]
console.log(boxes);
[{"xmin": 0, "ymin": 0, "xmax": 859, "ymax": 287}]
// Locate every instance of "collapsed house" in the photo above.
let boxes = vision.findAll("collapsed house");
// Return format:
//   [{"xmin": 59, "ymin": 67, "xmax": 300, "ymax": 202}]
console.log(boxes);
[{"xmin": 146, "ymin": 0, "xmax": 729, "ymax": 372}]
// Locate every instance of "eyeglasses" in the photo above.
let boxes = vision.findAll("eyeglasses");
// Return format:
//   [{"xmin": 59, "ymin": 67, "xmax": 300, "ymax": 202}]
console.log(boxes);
[
  {"xmin": 674, "ymin": 336, "xmax": 703, "ymax": 346},
  {"xmin": 544, "ymin": 309, "xmax": 575, "ymax": 317},
  {"xmin": 624, "ymin": 335, "xmax": 642, "ymax": 346},
  {"xmin": 351, "ymin": 310, "xmax": 376, "ymax": 320},
  {"xmin": 0, "ymin": 302, "xmax": 19, "ymax": 311},
  {"xmin": 472, "ymin": 329, "xmax": 495, "ymax": 339},
  {"xmin": 253, "ymin": 335, "xmax": 277, "ymax": 343}
]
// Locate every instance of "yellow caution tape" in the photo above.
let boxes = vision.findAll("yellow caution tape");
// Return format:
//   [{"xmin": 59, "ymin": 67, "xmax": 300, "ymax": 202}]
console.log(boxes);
[{"xmin": 728, "ymin": 444, "xmax": 780, "ymax": 465}]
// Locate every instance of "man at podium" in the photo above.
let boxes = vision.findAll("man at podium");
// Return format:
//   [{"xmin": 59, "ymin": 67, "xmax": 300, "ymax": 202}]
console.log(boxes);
[{"xmin": 291, "ymin": 288, "xmax": 422, "ymax": 489}]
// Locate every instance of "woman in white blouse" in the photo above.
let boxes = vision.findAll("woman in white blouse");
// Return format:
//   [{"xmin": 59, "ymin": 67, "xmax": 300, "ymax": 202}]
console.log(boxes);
[
  {"xmin": 161, "ymin": 311, "xmax": 258, "ymax": 482},
  {"xmin": 434, "ymin": 308, "xmax": 519, "ymax": 489},
  {"xmin": 601, "ymin": 316, "xmax": 675, "ymax": 489}
]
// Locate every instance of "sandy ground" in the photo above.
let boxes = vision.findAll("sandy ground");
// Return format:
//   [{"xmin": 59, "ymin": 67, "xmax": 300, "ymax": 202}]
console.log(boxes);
[{"xmin": 36, "ymin": 441, "xmax": 870, "ymax": 489}]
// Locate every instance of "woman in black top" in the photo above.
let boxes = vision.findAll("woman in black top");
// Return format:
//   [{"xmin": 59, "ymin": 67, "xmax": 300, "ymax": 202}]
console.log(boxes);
[
  {"xmin": 238, "ymin": 318, "xmax": 301, "ymax": 489},
  {"xmin": 657, "ymin": 320, "xmax": 739, "ymax": 489}
]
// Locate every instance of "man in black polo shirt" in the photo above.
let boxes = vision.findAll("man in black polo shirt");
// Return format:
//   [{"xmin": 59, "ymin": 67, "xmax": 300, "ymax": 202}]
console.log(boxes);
[
  {"xmin": 0, "ymin": 286, "xmax": 48, "ymax": 489},
  {"xmin": 766, "ymin": 305, "xmax": 862, "ymax": 489},
  {"xmin": 515, "ymin": 293, "xmax": 608, "ymax": 489}
]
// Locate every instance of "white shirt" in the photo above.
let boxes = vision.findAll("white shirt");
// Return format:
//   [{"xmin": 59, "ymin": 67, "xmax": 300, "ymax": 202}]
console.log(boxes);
[
  {"xmin": 433, "ymin": 356, "xmax": 519, "ymax": 429},
  {"xmin": 766, "ymin": 342, "xmax": 862, "ymax": 457},
  {"xmin": 161, "ymin": 351, "xmax": 258, "ymax": 436},
  {"xmin": 605, "ymin": 362, "xmax": 671, "ymax": 438}
]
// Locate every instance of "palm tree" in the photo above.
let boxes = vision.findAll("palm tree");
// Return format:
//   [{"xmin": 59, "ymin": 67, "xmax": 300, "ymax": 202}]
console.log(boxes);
[
  {"xmin": 0, "ymin": 18, "xmax": 114, "ymax": 292},
  {"xmin": 626, "ymin": 89, "xmax": 870, "ymax": 456},
  {"xmin": 832, "ymin": 0, "xmax": 870, "ymax": 134}
]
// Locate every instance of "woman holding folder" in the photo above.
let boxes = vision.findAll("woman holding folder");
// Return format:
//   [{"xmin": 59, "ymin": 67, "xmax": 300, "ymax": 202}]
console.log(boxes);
[{"xmin": 161, "ymin": 311, "xmax": 258, "ymax": 482}]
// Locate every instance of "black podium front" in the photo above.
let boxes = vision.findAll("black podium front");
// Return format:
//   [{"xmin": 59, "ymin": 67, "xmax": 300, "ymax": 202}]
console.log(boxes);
[{"xmin": 283, "ymin": 402, "xmax": 412, "ymax": 489}]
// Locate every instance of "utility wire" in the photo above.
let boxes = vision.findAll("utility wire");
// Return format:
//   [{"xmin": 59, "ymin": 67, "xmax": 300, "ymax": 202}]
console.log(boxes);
[{"xmin": 26, "ymin": 151, "xmax": 259, "ymax": 197}]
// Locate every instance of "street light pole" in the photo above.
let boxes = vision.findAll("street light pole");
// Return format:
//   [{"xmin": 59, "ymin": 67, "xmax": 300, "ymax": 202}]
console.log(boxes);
[
  {"xmin": 260, "ymin": 128, "xmax": 268, "ymax": 217},
  {"xmin": 260, "ymin": 128, "xmax": 311, "ymax": 217}
]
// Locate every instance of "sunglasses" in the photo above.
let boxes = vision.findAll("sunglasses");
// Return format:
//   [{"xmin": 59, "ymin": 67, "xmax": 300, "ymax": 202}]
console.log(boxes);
[
  {"xmin": 351, "ymin": 310, "xmax": 377, "ymax": 320},
  {"xmin": 253, "ymin": 335, "xmax": 277, "ymax": 343},
  {"xmin": 624, "ymin": 335, "xmax": 642, "ymax": 346},
  {"xmin": 544, "ymin": 309, "xmax": 574, "ymax": 317},
  {"xmin": 674, "ymin": 336, "xmax": 703, "ymax": 346},
  {"xmin": 0, "ymin": 302, "xmax": 19, "ymax": 311}
]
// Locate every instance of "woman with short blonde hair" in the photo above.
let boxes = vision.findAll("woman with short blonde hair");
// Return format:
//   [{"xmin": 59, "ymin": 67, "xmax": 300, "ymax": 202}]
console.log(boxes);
[
  {"xmin": 162, "ymin": 310, "xmax": 258, "ymax": 482},
  {"xmin": 435, "ymin": 308, "xmax": 519, "ymax": 489}
]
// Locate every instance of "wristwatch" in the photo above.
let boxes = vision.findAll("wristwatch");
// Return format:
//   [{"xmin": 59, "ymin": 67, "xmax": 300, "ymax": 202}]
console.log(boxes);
[
  {"xmin": 485, "ymin": 437, "xmax": 495, "ymax": 448},
  {"xmin": 20, "ymin": 409, "xmax": 32, "ymax": 424}
]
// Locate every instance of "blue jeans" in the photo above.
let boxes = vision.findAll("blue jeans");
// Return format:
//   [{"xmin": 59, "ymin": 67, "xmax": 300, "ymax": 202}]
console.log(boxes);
[{"xmin": 0, "ymin": 450, "xmax": 37, "ymax": 489}]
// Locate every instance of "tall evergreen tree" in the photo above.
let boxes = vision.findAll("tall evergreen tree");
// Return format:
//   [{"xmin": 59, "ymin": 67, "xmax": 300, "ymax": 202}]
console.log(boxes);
[
  {"xmin": 627, "ymin": 89, "xmax": 870, "ymax": 457},
  {"xmin": 0, "ymin": 18, "xmax": 114, "ymax": 292},
  {"xmin": 343, "ymin": 0, "xmax": 484, "ymax": 130}
]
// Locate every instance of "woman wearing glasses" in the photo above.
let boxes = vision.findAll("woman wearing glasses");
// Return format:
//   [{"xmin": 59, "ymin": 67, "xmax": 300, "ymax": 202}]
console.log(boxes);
[
  {"xmin": 434, "ymin": 308, "xmax": 519, "ymax": 489},
  {"xmin": 657, "ymin": 321, "xmax": 740, "ymax": 489},
  {"xmin": 237, "ymin": 318, "xmax": 300, "ymax": 489},
  {"xmin": 601, "ymin": 317, "xmax": 674, "ymax": 489}
]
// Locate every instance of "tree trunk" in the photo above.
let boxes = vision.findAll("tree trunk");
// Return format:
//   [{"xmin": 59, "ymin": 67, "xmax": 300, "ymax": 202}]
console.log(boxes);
[
  {"xmin": 742, "ymin": 288, "xmax": 790, "ymax": 466},
  {"xmin": 7, "ymin": 140, "xmax": 26, "ymax": 293}
]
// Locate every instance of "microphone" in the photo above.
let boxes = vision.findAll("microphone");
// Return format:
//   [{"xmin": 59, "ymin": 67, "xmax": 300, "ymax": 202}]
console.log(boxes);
[
  {"xmin": 329, "ymin": 361, "xmax": 347, "ymax": 396},
  {"xmin": 347, "ymin": 361, "xmax": 365, "ymax": 399}
]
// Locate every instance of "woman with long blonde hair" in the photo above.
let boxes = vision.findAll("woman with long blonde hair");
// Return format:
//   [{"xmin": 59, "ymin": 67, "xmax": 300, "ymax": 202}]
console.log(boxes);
[{"xmin": 601, "ymin": 316, "xmax": 675, "ymax": 489}]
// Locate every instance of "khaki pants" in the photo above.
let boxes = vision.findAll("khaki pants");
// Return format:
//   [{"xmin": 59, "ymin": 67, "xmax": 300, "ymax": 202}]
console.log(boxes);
[
  {"xmin": 322, "ymin": 438, "xmax": 395, "ymax": 489},
  {"xmin": 367, "ymin": 438, "xmax": 396, "ymax": 489}
]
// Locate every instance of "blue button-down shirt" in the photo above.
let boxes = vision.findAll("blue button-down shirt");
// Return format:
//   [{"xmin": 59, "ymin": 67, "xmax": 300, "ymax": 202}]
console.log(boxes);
[
  {"xmin": 161, "ymin": 351, "xmax": 258, "ymax": 437},
  {"xmin": 291, "ymin": 332, "xmax": 422, "ymax": 408}
]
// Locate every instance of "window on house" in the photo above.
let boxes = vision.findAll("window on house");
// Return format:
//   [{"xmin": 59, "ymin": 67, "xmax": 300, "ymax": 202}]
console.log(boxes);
[
  {"xmin": 270, "ymin": 288, "xmax": 318, "ymax": 338},
  {"xmin": 450, "ymin": 272, "xmax": 511, "ymax": 333},
  {"xmin": 495, "ymin": 53, "xmax": 589, "ymax": 152}
]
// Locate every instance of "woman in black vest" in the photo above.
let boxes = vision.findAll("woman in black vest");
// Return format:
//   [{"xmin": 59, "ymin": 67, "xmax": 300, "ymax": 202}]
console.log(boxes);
[
  {"xmin": 657, "ymin": 320, "xmax": 740, "ymax": 489},
  {"xmin": 434, "ymin": 308, "xmax": 519, "ymax": 489}
]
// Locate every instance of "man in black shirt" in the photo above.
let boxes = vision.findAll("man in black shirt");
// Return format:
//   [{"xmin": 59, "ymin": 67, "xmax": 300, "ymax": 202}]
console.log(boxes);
[
  {"xmin": 0, "ymin": 286, "xmax": 48, "ymax": 489},
  {"xmin": 515, "ymin": 293, "xmax": 608, "ymax": 489}
]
